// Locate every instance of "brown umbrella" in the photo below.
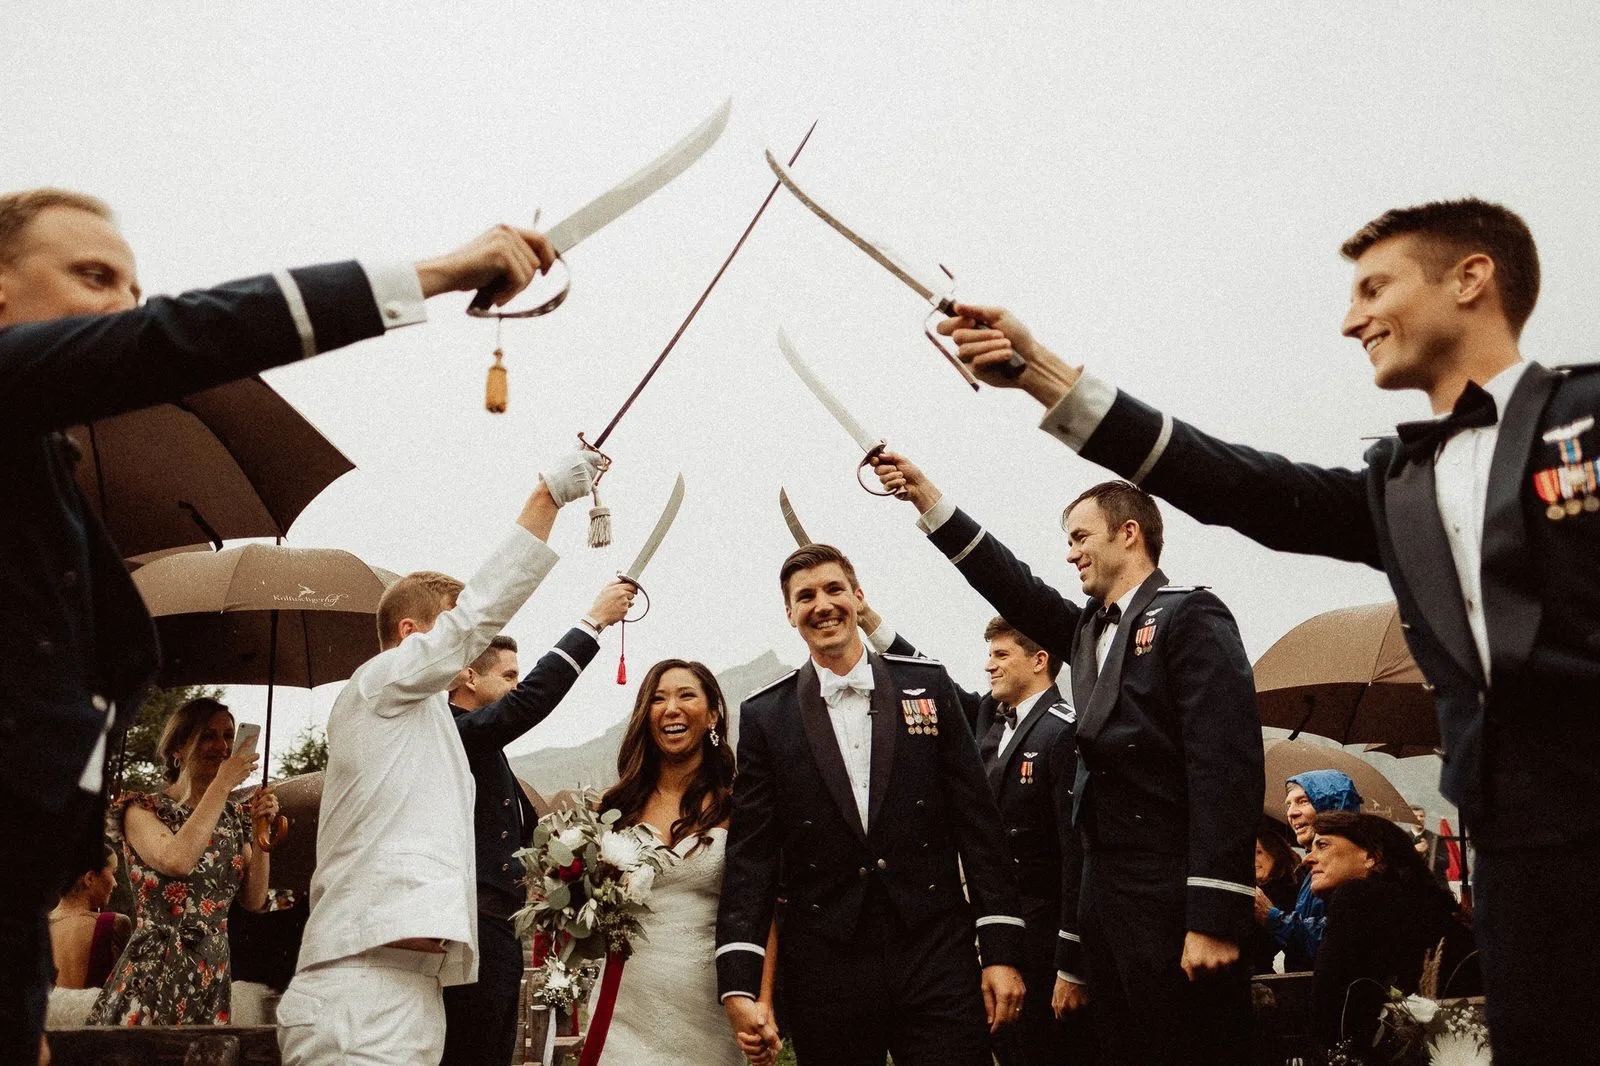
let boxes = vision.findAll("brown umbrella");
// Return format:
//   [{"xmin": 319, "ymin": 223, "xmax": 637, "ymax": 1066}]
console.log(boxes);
[
  {"xmin": 132, "ymin": 544, "xmax": 397, "ymax": 783},
  {"xmin": 67, "ymin": 375, "xmax": 353, "ymax": 558},
  {"xmin": 1253, "ymin": 601, "xmax": 1439, "ymax": 749},
  {"xmin": 263, "ymin": 771, "xmax": 324, "ymax": 897},
  {"xmin": 1263, "ymin": 739, "xmax": 1422, "ymax": 827}
]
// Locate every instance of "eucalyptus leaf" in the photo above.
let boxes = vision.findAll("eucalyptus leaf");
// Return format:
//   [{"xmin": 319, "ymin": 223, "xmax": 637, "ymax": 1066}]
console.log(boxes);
[
  {"xmin": 547, "ymin": 884, "xmax": 571, "ymax": 911},
  {"xmin": 601, "ymin": 808, "xmax": 621, "ymax": 825},
  {"xmin": 548, "ymin": 838, "xmax": 574, "ymax": 866}
]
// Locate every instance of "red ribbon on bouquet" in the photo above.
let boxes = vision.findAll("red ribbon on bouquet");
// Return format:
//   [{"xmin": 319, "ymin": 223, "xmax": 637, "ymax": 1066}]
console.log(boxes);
[{"xmin": 577, "ymin": 950, "xmax": 627, "ymax": 1066}]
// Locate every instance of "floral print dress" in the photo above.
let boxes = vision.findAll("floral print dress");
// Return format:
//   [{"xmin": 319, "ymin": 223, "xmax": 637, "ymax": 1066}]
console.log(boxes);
[{"xmin": 88, "ymin": 792, "xmax": 249, "ymax": 1026}]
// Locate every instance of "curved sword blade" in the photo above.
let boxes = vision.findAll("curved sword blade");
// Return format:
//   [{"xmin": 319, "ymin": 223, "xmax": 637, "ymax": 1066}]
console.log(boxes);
[
  {"xmin": 778, "ymin": 487, "xmax": 813, "ymax": 547},
  {"xmin": 547, "ymin": 100, "xmax": 732, "ymax": 255},
  {"xmin": 622, "ymin": 473, "xmax": 686, "ymax": 583},
  {"xmin": 766, "ymin": 149, "xmax": 944, "ymax": 305},
  {"xmin": 776, "ymin": 329, "xmax": 879, "ymax": 455}
]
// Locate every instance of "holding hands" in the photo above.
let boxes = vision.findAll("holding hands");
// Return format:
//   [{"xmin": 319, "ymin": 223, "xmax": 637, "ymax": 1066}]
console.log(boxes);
[{"xmin": 724, "ymin": 996, "xmax": 780, "ymax": 1066}]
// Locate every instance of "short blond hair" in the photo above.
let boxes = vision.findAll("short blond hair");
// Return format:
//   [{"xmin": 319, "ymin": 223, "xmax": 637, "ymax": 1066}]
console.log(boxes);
[
  {"xmin": 376, "ymin": 571, "xmax": 464, "ymax": 648},
  {"xmin": 0, "ymin": 188, "xmax": 114, "ymax": 263}
]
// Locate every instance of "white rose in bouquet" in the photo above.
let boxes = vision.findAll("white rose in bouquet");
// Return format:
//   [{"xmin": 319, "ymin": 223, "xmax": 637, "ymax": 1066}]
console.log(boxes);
[
  {"xmin": 622, "ymin": 865, "xmax": 656, "ymax": 905},
  {"xmin": 599, "ymin": 829, "xmax": 645, "ymax": 872},
  {"xmin": 557, "ymin": 827, "xmax": 586, "ymax": 851}
]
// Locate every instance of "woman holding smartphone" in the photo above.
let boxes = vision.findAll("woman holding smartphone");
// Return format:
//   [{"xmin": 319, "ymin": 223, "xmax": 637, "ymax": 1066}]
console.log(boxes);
[{"xmin": 88, "ymin": 697, "xmax": 279, "ymax": 1026}]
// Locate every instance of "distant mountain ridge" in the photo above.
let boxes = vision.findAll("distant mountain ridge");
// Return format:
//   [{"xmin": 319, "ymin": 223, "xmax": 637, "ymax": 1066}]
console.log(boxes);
[{"xmin": 509, "ymin": 650, "xmax": 793, "ymax": 798}]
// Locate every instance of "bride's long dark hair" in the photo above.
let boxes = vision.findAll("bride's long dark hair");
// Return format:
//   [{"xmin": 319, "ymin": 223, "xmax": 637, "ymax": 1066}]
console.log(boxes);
[{"xmin": 600, "ymin": 659, "xmax": 735, "ymax": 848}]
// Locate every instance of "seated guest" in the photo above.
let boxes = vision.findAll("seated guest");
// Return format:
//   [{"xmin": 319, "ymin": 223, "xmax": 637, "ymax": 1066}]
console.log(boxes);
[
  {"xmin": 1246, "ymin": 822, "xmax": 1302, "ymax": 975},
  {"xmin": 1306, "ymin": 812, "xmax": 1466, "ymax": 1057},
  {"xmin": 89, "ymin": 698, "xmax": 279, "ymax": 1026},
  {"xmin": 1256, "ymin": 770, "xmax": 1363, "ymax": 970},
  {"xmin": 48, "ymin": 844, "xmax": 130, "ymax": 991}
]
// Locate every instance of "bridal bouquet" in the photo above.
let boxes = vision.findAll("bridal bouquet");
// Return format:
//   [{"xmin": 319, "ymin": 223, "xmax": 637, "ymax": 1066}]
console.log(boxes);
[{"xmin": 512, "ymin": 791, "xmax": 674, "ymax": 1011}]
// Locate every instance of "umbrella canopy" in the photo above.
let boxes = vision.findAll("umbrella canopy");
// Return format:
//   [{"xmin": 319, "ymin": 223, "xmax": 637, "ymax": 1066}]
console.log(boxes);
[
  {"xmin": 1253, "ymin": 601, "xmax": 1439, "ymax": 749},
  {"xmin": 1263, "ymin": 739, "xmax": 1421, "ymax": 827},
  {"xmin": 67, "ymin": 375, "xmax": 353, "ymax": 558},
  {"xmin": 132, "ymin": 543, "xmax": 397, "ymax": 689}
]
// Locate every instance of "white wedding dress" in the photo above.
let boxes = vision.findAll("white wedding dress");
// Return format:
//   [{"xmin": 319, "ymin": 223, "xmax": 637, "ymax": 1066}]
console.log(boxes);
[{"xmin": 602, "ymin": 827, "xmax": 746, "ymax": 1066}]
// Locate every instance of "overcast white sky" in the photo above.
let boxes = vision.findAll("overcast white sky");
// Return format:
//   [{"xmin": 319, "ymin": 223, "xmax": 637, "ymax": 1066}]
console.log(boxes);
[{"xmin": 7, "ymin": 2, "xmax": 1599, "ymax": 769}]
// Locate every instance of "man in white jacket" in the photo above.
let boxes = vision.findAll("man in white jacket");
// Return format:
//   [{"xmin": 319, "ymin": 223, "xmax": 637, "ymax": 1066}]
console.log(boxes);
[{"xmin": 277, "ymin": 455, "xmax": 599, "ymax": 1066}]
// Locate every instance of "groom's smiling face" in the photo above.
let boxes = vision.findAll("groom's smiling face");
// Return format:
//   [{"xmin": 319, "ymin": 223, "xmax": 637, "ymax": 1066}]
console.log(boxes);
[{"xmin": 784, "ymin": 561, "xmax": 864, "ymax": 658}]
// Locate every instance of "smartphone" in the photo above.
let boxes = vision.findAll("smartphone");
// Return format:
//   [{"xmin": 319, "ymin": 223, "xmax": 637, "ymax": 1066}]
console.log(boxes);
[{"xmin": 233, "ymin": 722, "xmax": 262, "ymax": 756}]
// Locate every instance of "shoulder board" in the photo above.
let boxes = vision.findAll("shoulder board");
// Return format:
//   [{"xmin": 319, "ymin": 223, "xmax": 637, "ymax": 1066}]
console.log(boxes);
[
  {"xmin": 1555, "ymin": 361, "xmax": 1600, "ymax": 377},
  {"xmin": 882, "ymin": 652, "xmax": 942, "ymax": 666},
  {"xmin": 1155, "ymin": 585, "xmax": 1210, "ymax": 594},
  {"xmin": 744, "ymin": 670, "xmax": 797, "ymax": 700},
  {"xmin": 1046, "ymin": 702, "xmax": 1077, "ymax": 724}
]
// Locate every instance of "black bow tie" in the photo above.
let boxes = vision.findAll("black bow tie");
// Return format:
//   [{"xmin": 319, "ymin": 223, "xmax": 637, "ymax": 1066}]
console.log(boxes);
[
  {"xmin": 1093, "ymin": 602, "xmax": 1122, "ymax": 634},
  {"xmin": 1395, "ymin": 381, "xmax": 1499, "ymax": 467},
  {"xmin": 995, "ymin": 703, "xmax": 1017, "ymax": 729}
]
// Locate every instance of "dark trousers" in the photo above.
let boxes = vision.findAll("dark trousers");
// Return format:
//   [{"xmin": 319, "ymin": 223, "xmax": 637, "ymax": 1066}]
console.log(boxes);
[
  {"xmin": 1, "ymin": 787, "xmax": 99, "ymax": 1066},
  {"xmin": 993, "ymin": 898, "xmax": 1095, "ymax": 1066},
  {"xmin": 441, "ymin": 911, "xmax": 523, "ymax": 1066},
  {"xmin": 1474, "ymin": 834, "xmax": 1600, "ymax": 1066},
  {"xmin": 1080, "ymin": 849, "xmax": 1251, "ymax": 1066},
  {"xmin": 782, "ymin": 894, "xmax": 989, "ymax": 1066}
]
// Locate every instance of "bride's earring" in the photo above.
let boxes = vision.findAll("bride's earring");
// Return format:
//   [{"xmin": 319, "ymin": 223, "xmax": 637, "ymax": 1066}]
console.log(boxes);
[{"xmin": 708, "ymin": 724, "xmax": 721, "ymax": 748}]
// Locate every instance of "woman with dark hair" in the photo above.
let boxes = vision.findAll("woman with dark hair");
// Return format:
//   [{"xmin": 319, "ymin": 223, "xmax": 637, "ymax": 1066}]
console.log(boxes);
[
  {"xmin": 600, "ymin": 660, "xmax": 776, "ymax": 1065},
  {"xmin": 48, "ymin": 843, "xmax": 131, "ymax": 991},
  {"xmin": 88, "ymin": 698, "xmax": 279, "ymax": 1026},
  {"xmin": 1246, "ymin": 821, "xmax": 1304, "ymax": 974},
  {"xmin": 1306, "ymin": 811, "xmax": 1471, "ymax": 1058}
]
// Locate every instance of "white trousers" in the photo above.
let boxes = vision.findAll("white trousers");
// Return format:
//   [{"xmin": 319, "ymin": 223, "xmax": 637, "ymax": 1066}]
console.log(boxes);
[{"xmin": 277, "ymin": 949, "xmax": 448, "ymax": 1066}]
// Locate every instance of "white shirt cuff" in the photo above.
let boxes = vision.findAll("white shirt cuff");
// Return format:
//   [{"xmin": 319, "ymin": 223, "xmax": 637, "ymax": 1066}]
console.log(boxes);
[
  {"xmin": 579, "ymin": 616, "xmax": 604, "ymax": 638},
  {"xmin": 915, "ymin": 494, "xmax": 956, "ymax": 534},
  {"xmin": 719, "ymin": 991, "xmax": 757, "ymax": 1002},
  {"xmin": 865, "ymin": 622, "xmax": 897, "ymax": 654},
  {"xmin": 359, "ymin": 259, "xmax": 428, "ymax": 329},
  {"xmin": 1057, "ymin": 971, "xmax": 1086, "ymax": 985},
  {"xmin": 1038, "ymin": 371, "xmax": 1117, "ymax": 452}
]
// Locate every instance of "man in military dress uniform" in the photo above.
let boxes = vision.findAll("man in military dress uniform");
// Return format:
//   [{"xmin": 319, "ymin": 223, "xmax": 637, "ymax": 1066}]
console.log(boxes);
[
  {"xmin": 874, "ymin": 459, "xmax": 1262, "ymax": 1066},
  {"xmin": 936, "ymin": 196, "xmax": 1597, "ymax": 1064},
  {"xmin": 863, "ymin": 609, "xmax": 1092, "ymax": 1065},
  {"xmin": 717, "ymin": 544, "xmax": 1026, "ymax": 1066}
]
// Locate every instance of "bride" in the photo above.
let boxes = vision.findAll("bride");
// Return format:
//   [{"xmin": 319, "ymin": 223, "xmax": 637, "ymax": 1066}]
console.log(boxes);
[{"xmin": 600, "ymin": 659, "xmax": 777, "ymax": 1066}]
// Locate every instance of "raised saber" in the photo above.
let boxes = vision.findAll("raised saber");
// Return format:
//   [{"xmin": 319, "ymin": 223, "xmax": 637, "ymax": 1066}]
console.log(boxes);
[
  {"xmin": 776, "ymin": 329, "xmax": 895, "ymax": 497},
  {"xmin": 778, "ymin": 487, "xmax": 813, "ymax": 546},
  {"xmin": 765, "ymin": 149, "xmax": 1026, "ymax": 387},
  {"xmin": 468, "ymin": 99, "xmax": 732, "ymax": 315},
  {"xmin": 611, "ymin": 473, "xmax": 685, "ymax": 684}
]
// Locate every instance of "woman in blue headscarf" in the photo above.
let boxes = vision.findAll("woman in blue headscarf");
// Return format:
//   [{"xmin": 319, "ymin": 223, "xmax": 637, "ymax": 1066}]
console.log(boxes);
[{"xmin": 1254, "ymin": 769, "xmax": 1362, "ymax": 971}]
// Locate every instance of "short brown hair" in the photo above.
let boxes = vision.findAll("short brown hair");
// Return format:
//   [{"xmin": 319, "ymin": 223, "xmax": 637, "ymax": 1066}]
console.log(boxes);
[
  {"xmin": 0, "ymin": 188, "xmax": 114, "ymax": 263},
  {"xmin": 1063, "ymin": 480, "xmax": 1164, "ymax": 565},
  {"xmin": 158, "ymin": 697, "xmax": 233, "ymax": 784},
  {"xmin": 983, "ymin": 616, "xmax": 1061, "ymax": 679},
  {"xmin": 469, "ymin": 634, "xmax": 517, "ymax": 675},
  {"xmin": 1341, "ymin": 198, "xmax": 1539, "ymax": 336},
  {"xmin": 779, "ymin": 544, "xmax": 860, "ymax": 602},
  {"xmin": 376, "ymin": 570, "xmax": 464, "ymax": 648}
]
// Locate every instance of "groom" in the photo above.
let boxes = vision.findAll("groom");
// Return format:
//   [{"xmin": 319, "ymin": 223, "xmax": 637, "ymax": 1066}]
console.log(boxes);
[{"xmin": 718, "ymin": 544, "xmax": 1026, "ymax": 1065}]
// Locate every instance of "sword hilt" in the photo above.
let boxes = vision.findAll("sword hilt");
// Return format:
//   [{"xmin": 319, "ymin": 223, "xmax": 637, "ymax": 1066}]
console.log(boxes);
[
  {"xmin": 934, "ymin": 297, "xmax": 1026, "ymax": 379},
  {"xmin": 857, "ymin": 442, "xmax": 899, "ymax": 497},
  {"xmin": 615, "ymin": 573, "xmax": 652, "ymax": 624},
  {"xmin": 467, "ymin": 255, "xmax": 572, "ymax": 318}
]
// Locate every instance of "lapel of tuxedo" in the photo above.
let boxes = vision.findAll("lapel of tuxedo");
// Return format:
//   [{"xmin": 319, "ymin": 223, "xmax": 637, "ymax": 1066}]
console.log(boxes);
[
  {"xmin": 795, "ymin": 661, "xmax": 867, "ymax": 842},
  {"xmin": 1384, "ymin": 448, "xmax": 1485, "ymax": 687},
  {"xmin": 1075, "ymin": 570, "xmax": 1167, "ymax": 743},
  {"xmin": 1069, "ymin": 605, "xmax": 1101, "ymax": 710},
  {"xmin": 866, "ymin": 653, "xmax": 899, "ymax": 836},
  {"xmin": 1482, "ymin": 362, "xmax": 1559, "ymax": 679},
  {"xmin": 998, "ymin": 684, "xmax": 1062, "ymax": 772}
]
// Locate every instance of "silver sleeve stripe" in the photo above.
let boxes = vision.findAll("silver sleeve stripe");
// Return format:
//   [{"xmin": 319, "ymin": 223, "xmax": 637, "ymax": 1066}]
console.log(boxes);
[
  {"xmin": 949, "ymin": 528, "xmax": 987, "ymax": 566},
  {"xmin": 1057, "ymin": 971, "xmax": 1086, "ymax": 984},
  {"xmin": 550, "ymin": 648, "xmax": 581, "ymax": 674},
  {"xmin": 1131, "ymin": 413, "xmax": 1173, "ymax": 485},
  {"xmin": 1057, "ymin": 930, "xmax": 1081, "ymax": 942},
  {"xmin": 715, "ymin": 942, "xmax": 766, "ymax": 958},
  {"xmin": 271, "ymin": 270, "xmax": 317, "ymax": 360},
  {"xmin": 1186, "ymin": 876, "xmax": 1256, "ymax": 898},
  {"xmin": 975, "ymin": 915, "xmax": 1025, "ymax": 928}
]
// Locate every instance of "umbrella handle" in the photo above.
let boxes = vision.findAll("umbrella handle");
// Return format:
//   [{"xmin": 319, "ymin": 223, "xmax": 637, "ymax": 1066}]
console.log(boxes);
[{"xmin": 255, "ymin": 814, "xmax": 289, "ymax": 852}]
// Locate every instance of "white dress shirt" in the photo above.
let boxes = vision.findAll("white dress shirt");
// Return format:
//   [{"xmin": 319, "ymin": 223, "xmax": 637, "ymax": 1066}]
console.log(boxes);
[
  {"xmin": 818, "ymin": 652, "xmax": 875, "ymax": 831},
  {"xmin": 296, "ymin": 524, "xmax": 557, "ymax": 987},
  {"xmin": 1432, "ymin": 362, "xmax": 1530, "ymax": 682},
  {"xmin": 997, "ymin": 688, "xmax": 1051, "ymax": 756},
  {"xmin": 1094, "ymin": 587, "xmax": 1138, "ymax": 672}
]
